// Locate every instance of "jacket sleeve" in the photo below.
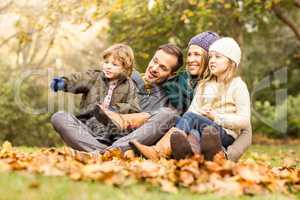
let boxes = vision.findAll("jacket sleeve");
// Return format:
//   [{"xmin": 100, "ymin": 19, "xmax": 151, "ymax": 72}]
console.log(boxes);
[
  {"xmin": 162, "ymin": 81, "xmax": 179, "ymax": 107},
  {"xmin": 114, "ymin": 80, "xmax": 141, "ymax": 114},
  {"xmin": 226, "ymin": 124, "xmax": 252, "ymax": 162},
  {"xmin": 62, "ymin": 69, "xmax": 99, "ymax": 94},
  {"xmin": 214, "ymin": 81, "xmax": 251, "ymax": 130}
]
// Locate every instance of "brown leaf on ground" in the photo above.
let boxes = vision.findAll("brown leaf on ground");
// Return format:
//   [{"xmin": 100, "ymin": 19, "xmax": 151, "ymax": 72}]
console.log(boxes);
[
  {"xmin": 0, "ymin": 141, "xmax": 299, "ymax": 196},
  {"xmin": 179, "ymin": 170, "xmax": 194, "ymax": 186},
  {"xmin": 159, "ymin": 179, "xmax": 178, "ymax": 193}
]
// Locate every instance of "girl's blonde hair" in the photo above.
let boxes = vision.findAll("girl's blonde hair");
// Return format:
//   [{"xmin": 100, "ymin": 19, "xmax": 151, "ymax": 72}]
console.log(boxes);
[
  {"xmin": 201, "ymin": 58, "xmax": 238, "ymax": 86},
  {"xmin": 196, "ymin": 58, "xmax": 238, "ymax": 107},
  {"xmin": 102, "ymin": 43, "xmax": 135, "ymax": 76}
]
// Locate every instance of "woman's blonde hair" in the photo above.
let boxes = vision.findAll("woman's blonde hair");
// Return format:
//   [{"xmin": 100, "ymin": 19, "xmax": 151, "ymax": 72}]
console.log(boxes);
[
  {"xmin": 193, "ymin": 47, "xmax": 209, "ymax": 79},
  {"xmin": 102, "ymin": 43, "xmax": 135, "ymax": 76}
]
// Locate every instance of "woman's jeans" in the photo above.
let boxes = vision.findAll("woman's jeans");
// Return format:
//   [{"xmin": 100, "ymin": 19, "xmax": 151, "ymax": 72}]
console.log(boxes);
[{"xmin": 176, "ymin": 112, "xmax": 234, "ymax": 148}]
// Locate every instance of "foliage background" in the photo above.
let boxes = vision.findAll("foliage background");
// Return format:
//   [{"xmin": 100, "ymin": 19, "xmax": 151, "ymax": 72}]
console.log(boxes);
[{"xmin": 0, "ymin": 0, "xmax": 299, "ymax": 146}]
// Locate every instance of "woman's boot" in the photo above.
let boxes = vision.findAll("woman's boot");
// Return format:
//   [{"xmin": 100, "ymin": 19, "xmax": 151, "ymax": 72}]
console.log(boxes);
[{"xmin": 129, "ymin": 127, "xmax": 181, "ymax": 161}]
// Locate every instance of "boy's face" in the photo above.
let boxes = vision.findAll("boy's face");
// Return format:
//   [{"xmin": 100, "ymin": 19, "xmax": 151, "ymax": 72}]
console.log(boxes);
[{"xmin": 102, "ymin": 55, "xmax": 125, "ymax": 80}]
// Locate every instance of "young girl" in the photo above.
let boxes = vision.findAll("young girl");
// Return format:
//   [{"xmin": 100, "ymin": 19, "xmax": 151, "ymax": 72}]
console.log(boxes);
[{"xmin": 131, "ymin": 37, "xmax": 251, "ymax": 161}]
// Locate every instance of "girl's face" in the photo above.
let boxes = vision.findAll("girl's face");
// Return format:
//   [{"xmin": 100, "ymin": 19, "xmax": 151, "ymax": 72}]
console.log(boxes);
[
  {"xmin": 102, "ymin": 55, "xmax": 125, "ymax": 80},
  {"xmin": 208, "ymin": 51, "xmax": 231, "ymax": 77},
  {"xmin": 186, "ymin": 45, "xmax": 207, "ymax": 76}
]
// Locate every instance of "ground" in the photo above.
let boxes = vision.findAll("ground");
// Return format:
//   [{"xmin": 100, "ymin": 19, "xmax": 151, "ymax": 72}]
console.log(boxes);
[{"xmin": 0, "ymin": 144, "xmax": 299, "ymax": 200}]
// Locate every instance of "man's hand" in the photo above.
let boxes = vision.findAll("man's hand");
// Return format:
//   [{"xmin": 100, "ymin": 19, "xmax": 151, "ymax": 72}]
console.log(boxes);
[{"xmin": 50, "ymin": 77, "xmax": 65, "ymax": 92}]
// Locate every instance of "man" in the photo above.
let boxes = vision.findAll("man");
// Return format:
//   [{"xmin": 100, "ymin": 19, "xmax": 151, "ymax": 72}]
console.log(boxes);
[{"xmin": 50, "ymin": 43, "xmax": 183, "ymax": 152}]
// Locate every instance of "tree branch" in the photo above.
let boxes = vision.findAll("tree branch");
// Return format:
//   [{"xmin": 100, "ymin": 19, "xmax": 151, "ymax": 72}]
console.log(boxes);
[
  {"xmin": 0, "ymin": 33, "xmax": 17, "ymax": 48},
  {"xmin": 294, "ymin": 0, "xmax": 300, "ymax": 8},
  {"xmin": 272, "ymin": 5, "xmax": 300, "ymax": 42},
  {"xmin": 0, "ymin": 0, "xmax": 13, "ymax": 13},
  {"xmin": 35, "ymin": 33, "xmax": 56, "ymax": 67}
]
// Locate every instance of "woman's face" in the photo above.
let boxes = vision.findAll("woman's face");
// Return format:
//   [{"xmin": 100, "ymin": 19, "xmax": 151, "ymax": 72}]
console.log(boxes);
[
  {"xmin": 208, "ymin": 51, "xmax": 231, "ymax": 76},
  {"xmin": 186, "ymin": 45, "xmax": 207, "ymax": 76}
]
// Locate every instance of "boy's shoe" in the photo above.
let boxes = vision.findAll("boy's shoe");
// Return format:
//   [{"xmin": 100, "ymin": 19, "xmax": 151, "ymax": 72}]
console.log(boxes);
[
  {"xmin": 94, "ymin": 105, "xmax": 150, "ymax": 131},
  {"xmin": 94, "ymin": 105, "xmax": 111, "ymax": 125}
]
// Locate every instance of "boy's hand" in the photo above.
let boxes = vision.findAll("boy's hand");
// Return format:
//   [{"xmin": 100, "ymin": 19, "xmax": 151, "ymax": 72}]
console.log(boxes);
[{"xmin": 50, "ymin": 77, "xmax": 65, "ymax": 92}]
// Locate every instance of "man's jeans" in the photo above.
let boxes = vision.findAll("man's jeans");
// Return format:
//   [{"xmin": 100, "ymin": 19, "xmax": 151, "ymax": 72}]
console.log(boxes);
[
  {"xmin": 176, "ymin": 112, "xmax": 234, "ymax": 148},
  {"xmin": 51, "ymin": 107, "xmax": 178, "ymax": 152}
]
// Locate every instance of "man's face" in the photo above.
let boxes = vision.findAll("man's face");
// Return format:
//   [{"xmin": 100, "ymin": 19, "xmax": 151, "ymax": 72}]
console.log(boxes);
[{"xmin": 144, "ymin": 50, "xmax": 177, "ymax": 84}]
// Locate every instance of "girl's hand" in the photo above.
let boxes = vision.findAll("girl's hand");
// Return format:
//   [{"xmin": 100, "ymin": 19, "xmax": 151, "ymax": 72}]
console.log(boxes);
[{"xmin": 200, "ymin": 108, "xmax": 216, "ymax": 121}]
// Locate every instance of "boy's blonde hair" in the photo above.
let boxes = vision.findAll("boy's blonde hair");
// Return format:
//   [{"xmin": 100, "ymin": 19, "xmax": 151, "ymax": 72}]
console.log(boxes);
[{"xmin": 102, "ymin": 43, "xmax": 135, "ymax": 76}]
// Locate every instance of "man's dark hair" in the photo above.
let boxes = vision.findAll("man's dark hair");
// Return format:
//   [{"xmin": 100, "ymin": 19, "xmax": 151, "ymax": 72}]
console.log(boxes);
[{"xmin": 158, "ymin": 43, "xmax": 183, "ymax": 72}]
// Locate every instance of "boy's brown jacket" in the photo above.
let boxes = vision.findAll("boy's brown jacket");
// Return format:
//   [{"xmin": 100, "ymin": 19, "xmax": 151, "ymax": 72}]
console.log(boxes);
[{"xmin": 62, "ymin": 69, "xmax": 140, "ymax": 117}]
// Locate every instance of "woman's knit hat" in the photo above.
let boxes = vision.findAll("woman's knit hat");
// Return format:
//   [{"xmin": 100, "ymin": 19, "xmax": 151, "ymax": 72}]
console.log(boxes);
[
  {"xmin": 209, "ymin": 37, "xmax": 241, "ymax": 66},
  {"xmin": 188, "ymin": 31, "xmax": 219, "ymax": 52}
]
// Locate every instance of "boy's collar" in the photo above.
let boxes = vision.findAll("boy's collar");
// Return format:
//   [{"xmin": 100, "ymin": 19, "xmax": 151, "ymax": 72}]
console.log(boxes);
[{"xmin": 100, "ymin": 71, "xmax": 128, "ymax": 85}]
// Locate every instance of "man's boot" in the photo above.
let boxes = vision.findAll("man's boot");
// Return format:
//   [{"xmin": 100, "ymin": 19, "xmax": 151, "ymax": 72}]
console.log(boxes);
[
  {"xmin": 171, "ymin": 129, "xmax": 200, "ymax": 160},
  {"xmin": 94, "ymin": 105, "xmax": 150, "ymax": 130},
  {"xmin": 129, "ymin": 127, "xmax": 180, "ymax": 161}
]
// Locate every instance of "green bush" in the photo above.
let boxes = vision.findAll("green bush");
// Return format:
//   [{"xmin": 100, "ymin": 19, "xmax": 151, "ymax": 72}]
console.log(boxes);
[
  {"xmin": 287, "ymin": 94, "xmax": 300, "ymax": 136},
  {"xmin": 252, "ymin": 95, "xmax": 300, "ymax": 138},
  {"xmin": 0, "ymin": 66, "xmax": 61, "ymax": 146}
]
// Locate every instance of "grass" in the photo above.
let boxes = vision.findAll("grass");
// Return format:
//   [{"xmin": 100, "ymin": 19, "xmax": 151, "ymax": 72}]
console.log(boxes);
[
  {"xmin": 241, "ymin": 144, "xmax": 300, "ymax": 167},
  {"xmin": 0, "ymin": 144, "xmax": 299, "ymax": 200}
]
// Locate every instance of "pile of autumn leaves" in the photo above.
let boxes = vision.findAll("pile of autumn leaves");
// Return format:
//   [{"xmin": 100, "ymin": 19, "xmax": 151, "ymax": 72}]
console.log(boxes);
[{"xmin": 0, "ymin": 141, "xmax": 299, "ymax": 196}]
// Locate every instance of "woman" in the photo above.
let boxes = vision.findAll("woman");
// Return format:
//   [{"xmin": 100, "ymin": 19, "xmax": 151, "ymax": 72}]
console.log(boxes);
[{"xmin": 162, "ymin": 31, "xmax": 219, "ymax": 114}]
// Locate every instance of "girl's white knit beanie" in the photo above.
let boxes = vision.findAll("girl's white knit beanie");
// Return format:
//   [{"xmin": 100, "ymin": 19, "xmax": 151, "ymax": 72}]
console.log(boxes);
[{"xmin": 209, "ymin": 37, "xmax": 241, "ymax": 66}]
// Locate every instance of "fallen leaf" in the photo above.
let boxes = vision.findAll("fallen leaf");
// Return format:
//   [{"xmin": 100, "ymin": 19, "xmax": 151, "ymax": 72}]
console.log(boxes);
[{"xmin": 159, "ymin": 179, "xmax": 178, "ymax": 193}]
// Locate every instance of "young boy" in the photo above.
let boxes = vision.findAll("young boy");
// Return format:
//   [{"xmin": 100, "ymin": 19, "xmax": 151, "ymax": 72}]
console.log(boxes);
[{"xmin": 50, "ymin": 43, "xmax": 140, "ymax": 147}]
